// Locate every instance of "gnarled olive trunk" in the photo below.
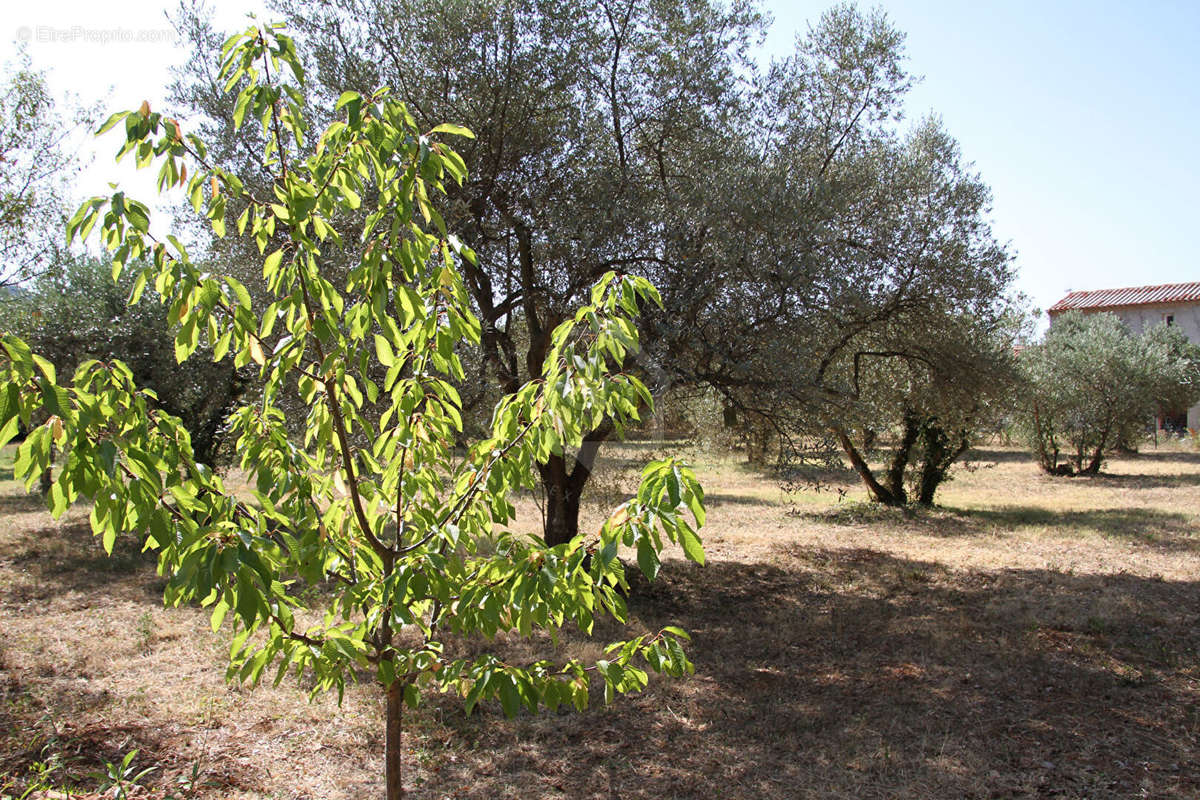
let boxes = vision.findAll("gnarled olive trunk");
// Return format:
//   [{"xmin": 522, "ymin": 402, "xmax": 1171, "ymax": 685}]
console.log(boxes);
[
  {"xmin": 833, "ymin": 425, "xmax": 906, "ymax": 506},
  {"xmin": 837, "ymin": 415, "xmax": 972, "ymax": 508},
  {"xmin": 882, "ymin": 413, "xmax": 922, "ymax": 504},
  {"xmin": 914, "ymin": 423, "xmax": 970, "ymax": 506},
  {"xmin": 538, "ymin": 425, "xmax": 611, "ymax": 546}
]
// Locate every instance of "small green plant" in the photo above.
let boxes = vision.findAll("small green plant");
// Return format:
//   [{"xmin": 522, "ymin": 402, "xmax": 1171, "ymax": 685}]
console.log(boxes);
[
  {"xmin": 1, "ymin": 749, "xmax": 65, "ymax": 800},
  {"xmin": 94, "ymin": 749, "xmax": 157, "ymax": 800},
  {"xmin": 135, "ymin": 611, "xmax": 154, "ymax": 654},
  {"xmin": 165, "ymin": 759, "xmax": 206, "ymax": 799}
]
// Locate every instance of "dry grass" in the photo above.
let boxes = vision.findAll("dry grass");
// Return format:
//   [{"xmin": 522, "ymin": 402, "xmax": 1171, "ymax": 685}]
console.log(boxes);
[{"xmin": 2, "ymin": 442, "xmax": 1198, "ymax": 798}]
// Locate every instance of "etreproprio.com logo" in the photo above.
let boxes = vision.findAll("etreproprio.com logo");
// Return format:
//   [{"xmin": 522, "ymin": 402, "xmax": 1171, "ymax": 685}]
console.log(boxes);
[{"xmin": 16, "ymin": 25, "xmax": 174, "ymax": 45}]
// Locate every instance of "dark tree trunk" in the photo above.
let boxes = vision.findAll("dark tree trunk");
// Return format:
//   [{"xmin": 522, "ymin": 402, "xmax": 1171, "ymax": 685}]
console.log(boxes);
[
  {"xmin": 915, "ymin": 430, "xmax": 948, "ymax": 506},
  {"xmin": 1072, "ymin": 443, "xmax": 1085, "ymax": 474},
  {"xmin": 834, "ymin": 426, "xmax": 904, "ymax": 506},
  {"xmin": 538, "ymin": 424, "xmax": 612, "ymax": 546},
  {"xmin": 883, "ymin": 413, "xmax": 921, "ymax": 503},
  {"xmin": 915, "ymin": 425, "xmax": 969, "ymax": 506},
  {"xmin": 156, "ymin": 368, "xmax": 250, "ymax": 466},
  {"xmin": 1079, "ymin": 425, "xmax": 1110, "ymax": 475},
  {"xmin": 541, "ymin": 454, "xmax": 583, "ymax": 546},
  {"xmin": 745, "ymin": 418, "xmax": 774, "ymax": 466},
  {"xmin": 915, "ymin": 469, "xmax": 940, "ymax": 506},
  {"xmin": 385, "ymin": 680, "xmax": 405, "ymax": 800},
  {"xmin": 722, "ymin": 403, "xmax": 737, "ymax": 428},
  {"xmin": 1031, "ymin": 401, "xmax": 1060, "ymax": 474}
]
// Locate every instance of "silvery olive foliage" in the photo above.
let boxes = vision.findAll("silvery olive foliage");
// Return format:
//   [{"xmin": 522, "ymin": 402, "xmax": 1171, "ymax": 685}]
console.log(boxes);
[{"xmin": 1020, "ymin": 311, "xmax": 1200, "ymax": 475}]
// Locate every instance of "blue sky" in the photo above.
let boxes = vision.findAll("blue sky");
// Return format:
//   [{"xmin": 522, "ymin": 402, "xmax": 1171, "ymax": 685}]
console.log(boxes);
[
  {"xmin": 11, "ymin": 1, "xmax": 1200, "ymax": 323},
  {"xmin": 763, "ymin": 1, "xmax": 1200, "ymax": 322}
]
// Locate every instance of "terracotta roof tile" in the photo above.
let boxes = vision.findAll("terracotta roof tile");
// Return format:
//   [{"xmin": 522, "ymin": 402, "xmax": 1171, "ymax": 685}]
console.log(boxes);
[{"xmin": 1048, "ymin": 282, "xmax": 1200, "ymax": 313}]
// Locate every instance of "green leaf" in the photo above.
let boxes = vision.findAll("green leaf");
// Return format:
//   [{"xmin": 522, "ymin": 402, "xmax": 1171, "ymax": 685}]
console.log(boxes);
[
  {"xmin": 47, "ymin": 479, "xmax": 69, "ymax": 516},
  {"xmin": 374, "ymin": 334, "xmax": 395, "ymax": 367},
  {"xmin": 226, "ymin": 276, "xmax": 252, "ymax": 309},
  {"xmin": 263, "ymin": 248, "xmax": 284, "ymax": 277},
  {"xmin": 636, "ymin": 538, "xmax": 660, "ymax": 581},
  {"xmin": 429, "ymin": 123, "xmax": 475, "ymax": 139},
  {"xmin": 32, "ymin": 354, "xmax": 56, "ymax": 384},
  {"xmin": 0, "ymin": 415, "xmax": 19, "ymax": 450},
  {"xmin": 236, "ymin": 572, "xmax": 259, "ymax": 627},
  {"xmin": 677, "ymin": 524, "xmax": 705, "ymax": 566},
  {"xmin": 0, "ymin": 382, "xmax": 18, "ymax": 425},
  {"xmin": 498, "ymin": 674, "xmax": 521, "ymax": 718},
  {"xmin": 335, "ymin": 91, "xmax": 361, "ymax": 110},
  {"xmin": 211, "ymin": 599, "xmax": 230, "ymax": 632},
  {"xmin": 101, "ymin": 520, "xmax": 117, "ymax": 555},
  {"xmin": 97, "ymin": 110, "xmax": 131, "ymax": 134},
  {"xmin": 39, "ymin": 378, "xmax": 70, "ymax": 418}
]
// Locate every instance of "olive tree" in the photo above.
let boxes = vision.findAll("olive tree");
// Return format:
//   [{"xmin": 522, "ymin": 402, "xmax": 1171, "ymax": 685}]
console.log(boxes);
[
  {"xmin": 1020, "ymin": 311, "xmax": 1200, "ymax": 475},
  {"xmin": 665, "ymin": 96, "xmax": 1018, "ymax": 503},
  {"xmin": 828, "ymin": 310, "xmax": 1021, "ymax": 506},
  {"xmin": 169, "ymin": 0, "xmax": 761, "ymax": 545},
  {"xmin": 0, "ymin": 254, "xmax": 249, "ymax": 465},
  {"xmin": 0, "ymin": 25, "xmax": 705, "ymax": 800}
]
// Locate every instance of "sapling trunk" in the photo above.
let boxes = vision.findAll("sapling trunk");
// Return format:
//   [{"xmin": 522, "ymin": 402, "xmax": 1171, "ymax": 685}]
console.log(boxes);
[{"xmin": 386, "ymin": 680, "xmax": 406, "ymax": 800}]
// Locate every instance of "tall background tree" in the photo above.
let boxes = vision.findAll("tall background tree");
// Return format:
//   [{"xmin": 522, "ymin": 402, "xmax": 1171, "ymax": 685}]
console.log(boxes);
[
  {"xmin": 0, "ymin": 49, "xmax": 89, "ymax": 285},
  {"xmin": 655, "ymin": 12, "xmax": 1019, "ymax": 505},
  {"xmin": 167, "ymin": 0, "xmax": 1021, "ymax": 522},
  {"xmin": 169, "ymin": 0, "xmax": 763, "ymax": 544}
]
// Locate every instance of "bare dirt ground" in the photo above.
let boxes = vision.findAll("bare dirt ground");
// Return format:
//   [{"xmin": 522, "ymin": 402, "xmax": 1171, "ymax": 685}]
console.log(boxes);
[{"xmin": 1, "ymin": 443, "xmax": 1198, "ymax": 799}]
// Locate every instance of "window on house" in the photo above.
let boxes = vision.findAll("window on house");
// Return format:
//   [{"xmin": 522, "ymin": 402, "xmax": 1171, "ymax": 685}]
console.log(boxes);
[{"xmin": 1165, "ymin": 314, "xmax": 1175, "ymax": 326}]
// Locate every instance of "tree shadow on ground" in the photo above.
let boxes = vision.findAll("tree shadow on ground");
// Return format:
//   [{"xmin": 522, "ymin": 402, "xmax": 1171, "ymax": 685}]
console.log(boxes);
[
  {"xmin": 956, "ymin": 506, "xmax": 1199, "ymax": 552},
  {"xmin": 423, "ymin": 549, "xmax": 1200, "ymax": 799},
  {"xmin": 0, "ymin": 672, "xmax": 167, "ymax": 792},
  {"xmin": 4, "ymin": 494, "xmax": 1198, "ymax": 798},
  {"xmin": 0, "ymin": 517, "xmax": 160, "ymax": 605},
  {"xmin": 0, "ymin": 669, "xmax": 260, "ymax": 797},
  {"xmin": 1085, "ymin": 471, "xmax": 1200, "ymax": 489},
  {"xmin": 964, "ymin": 447, "xmax": 1037, "ymax": 464},
  {"xmin": 1121, "ymin": 449, "xmax": 1200, "ymax": 465},
  {"xmin": 789, "ymin": 502, "xmax": 1199, "ymax": 553},
  {"xmin": 966, "ymin": 447, "xmax": 1200, "ymax": 468},
  {"xmin": 0, "ymin": 491, "xmax": 49, "ymax": 514},
  {"xmin": 703, "ymin": 492, "xmax": 776, "ymax": 508}
]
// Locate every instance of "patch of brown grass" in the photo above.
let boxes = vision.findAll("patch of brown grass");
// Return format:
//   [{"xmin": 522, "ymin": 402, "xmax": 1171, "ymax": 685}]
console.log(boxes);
[{"xmin": 1, "ymin": 443, "xmax": 1198, "ymax": 798}]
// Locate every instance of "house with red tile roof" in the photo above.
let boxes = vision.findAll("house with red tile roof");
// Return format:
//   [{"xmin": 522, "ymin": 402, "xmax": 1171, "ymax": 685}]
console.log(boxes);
[{"xmin": 1048, "ymin": 282, "xmax": 1200, "ymax": 431}]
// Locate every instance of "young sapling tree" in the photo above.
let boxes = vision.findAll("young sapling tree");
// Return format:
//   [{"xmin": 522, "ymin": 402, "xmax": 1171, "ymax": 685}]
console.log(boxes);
[{"xmin": 0, "ymin": 24, "xmax": 705, "ymax": 800}]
